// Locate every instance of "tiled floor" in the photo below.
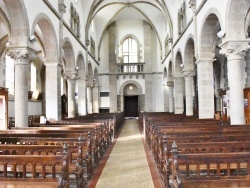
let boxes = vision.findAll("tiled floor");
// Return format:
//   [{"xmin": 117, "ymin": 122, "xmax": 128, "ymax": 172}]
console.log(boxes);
[{"xmin": 87, "ymin": 119, "xmax": 162, "ymax": 188}]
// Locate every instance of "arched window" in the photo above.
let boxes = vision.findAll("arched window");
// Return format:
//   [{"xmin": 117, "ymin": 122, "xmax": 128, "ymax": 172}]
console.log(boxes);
[
  {"xmin": 122, "ymin": 37, "xmax": 138, "ymax": 72},
  {"xmin": 5, "ymin": 55, "xmax": 14, "ymax": 95},
  {"xmin": 123, "ymin": 37, "xmax": 138, "ymax": 63}
]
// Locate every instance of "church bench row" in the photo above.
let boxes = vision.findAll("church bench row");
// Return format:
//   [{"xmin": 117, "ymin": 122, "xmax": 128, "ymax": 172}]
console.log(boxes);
[
  {"xmin": 171, "ymin": 147, "xmax": 250, "ymax": 188},
  {"xmin": 0, "ymin": 143, "xmax": 84, "ymax": 188},
  {"xmin": 0, "ymin": 145, "xmax": 70, "ymax": 188},
  {"xmin": 0, "ymin": 131, "xmax": 97, "ymax": 178},
  {"xmin": 139, "ymin": 112, "xmax": 250, "ymax": 187},
  {"xmin": 6, "ymin": 125, "xmax": 110, "ymax": 161},
  {"xmin": 152, "ymin": 130, "xmax": 250, "ymax": 180},
  {"xmin": 159, "ymin": 140, "xmax": 250, "ymax": 187},
  {"xmin": 28, "ymin": 112, "xmax": 125, "ymax": 140}
]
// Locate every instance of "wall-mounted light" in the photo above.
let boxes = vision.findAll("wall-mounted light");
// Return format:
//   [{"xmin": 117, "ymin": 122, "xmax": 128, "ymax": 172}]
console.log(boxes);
[
  {"xmin": 6, "ymin": 41, "xmax": 12, "ymax": 46},
  {"xmin": 217, "ymin": 30, "xmax": 225, "ymax": 38},
  {"xmin": 180, "ymin": 63, "xmax": 184, "ymax": 68},
  {"xmin": 29, "ymin": 35, "xmax": 37, "ymax": 42}
]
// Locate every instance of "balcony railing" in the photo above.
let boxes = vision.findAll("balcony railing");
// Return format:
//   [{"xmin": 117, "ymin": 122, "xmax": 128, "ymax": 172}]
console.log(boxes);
[{"xmin": 116, "ymin": 63, "xmax": 145, "ymax": 73}]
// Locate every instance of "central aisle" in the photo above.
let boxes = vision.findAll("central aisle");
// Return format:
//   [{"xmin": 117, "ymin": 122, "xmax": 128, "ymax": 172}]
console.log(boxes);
[{"xmin": 92, "ymin": 119, "xmax": 156, "ymax": 188}]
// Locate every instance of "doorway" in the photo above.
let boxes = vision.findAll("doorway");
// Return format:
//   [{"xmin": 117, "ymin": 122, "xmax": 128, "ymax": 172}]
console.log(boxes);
[{"xmin": 124, "ymin": 96, "xmax": 138, "ymax": 117}]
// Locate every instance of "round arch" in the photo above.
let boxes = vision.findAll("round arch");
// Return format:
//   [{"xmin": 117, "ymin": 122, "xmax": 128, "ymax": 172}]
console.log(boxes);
[
  {"xmin": 63, "ymin": 38, "xmax": 75, "ymax": 72},
  {"xmin": 225, "ymin": 0, "xmax": 250, "ymax": 40},
  {"xmin": 31, "ymin": 13, "xmax": 58, "ymax": 63},
  {"xmin": 199, "ymin": 9, "xmax": 223, "ymax": 58},
  {"xmin": 184, "ymin": 36, "xmax": 195, "ymax": 71},
  {"xmin": 4, "ymin": 0, "xmax": 29, "ymax": 46},
  {"xmin": 119, "ymin": 80, "xmax": 143, "ymax": 95}
]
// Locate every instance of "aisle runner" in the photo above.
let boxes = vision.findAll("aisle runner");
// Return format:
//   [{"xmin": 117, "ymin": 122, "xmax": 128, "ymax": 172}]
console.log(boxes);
[{"xmin": 95, "ymin": 119, "xmax": 154, "ymax": 188}]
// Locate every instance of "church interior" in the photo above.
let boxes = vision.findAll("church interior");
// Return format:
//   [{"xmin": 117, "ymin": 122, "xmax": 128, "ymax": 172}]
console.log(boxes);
[{"xmin": 1, "ymin": 0, "xmax": 250, "ymax": 187}]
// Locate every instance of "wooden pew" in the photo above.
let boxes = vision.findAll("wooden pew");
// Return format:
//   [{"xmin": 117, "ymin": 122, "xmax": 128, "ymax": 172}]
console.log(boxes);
[
  {"xmin": 6, "ymin": 126, "xmax": 105, "ymax": 167},
  {"xmin": 171, "ymin": 146, "xmax": 250, "ymax": 188},
  {"xmin": 0, "ymin": 144, "xmax": 84, "ymax": 188},
  {"xmin": 0, "ymin": 145, "xmax": 69, "ymax": 188},
  {"xmin": 0, "ymin": 132, "xmax": 94, "ymax": 181},
  {"xmin": 140, "ymin": 112, "xmax": 250, "ymax": 187}
]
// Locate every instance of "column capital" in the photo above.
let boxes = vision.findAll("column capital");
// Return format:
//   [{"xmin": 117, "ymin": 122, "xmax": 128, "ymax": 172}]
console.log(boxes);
[
  {"xmin": 167, "ymin": 81, "xmax": 174, "ymax": 87},
  {"xmin": 7, "ymin": 47, "xmax": 36, "ymax": 65},
  {"xmin": 183, "ymin": 70, "xmax": 196, "ymax": 77},
  {"xmin": 85, "ymin": 39, "xmax": 90, "ymax": 47},
  {"xmin": 168, "ymin": 38, "xmax": 173, "ymax": 44},
  {"xmin": 188, "ymin": 0, "xmax": 196, "ymax": 12},
  {"xmin": 195, "ymin": 52, "xmax": 215, "ymax": 65},
  {"xmin": 64, "ymin": 71, "xmax": 79, "ymax": 82},
  {"xmin": 58, "ymin": 1, "xmax": 66, "ymax": 15},
  {"xmin": 219, "ymin": 40, "xmax": 250, "ymax": 60}
]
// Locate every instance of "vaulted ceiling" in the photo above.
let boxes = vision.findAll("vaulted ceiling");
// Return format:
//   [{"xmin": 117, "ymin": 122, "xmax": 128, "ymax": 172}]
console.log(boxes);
[{"xmin": 83, "ymin": 0, "xmax": 174, "ymax": 45}]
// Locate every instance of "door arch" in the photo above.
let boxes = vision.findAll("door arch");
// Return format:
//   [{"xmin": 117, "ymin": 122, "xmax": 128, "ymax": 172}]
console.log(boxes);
[{"xmin": 123, "ymin": 83, "xmax": 139, "ymax": 118}]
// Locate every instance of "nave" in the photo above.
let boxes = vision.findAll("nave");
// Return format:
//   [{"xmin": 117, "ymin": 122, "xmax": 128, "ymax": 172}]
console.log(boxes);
[{"xmin": 87, "ymin": 119, "xmax": 162, "ymax": 188}]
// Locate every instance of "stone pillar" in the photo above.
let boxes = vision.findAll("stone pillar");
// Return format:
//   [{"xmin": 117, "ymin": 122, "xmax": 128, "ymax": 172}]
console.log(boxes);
[
  {"xmin": 87, "ymin": 86, "xmax": 93, "ymax": 114},
  {"xmin": 196, "ymin": 57, "xmax": 215, "ymax": 119},
  {"xmin": 45, "ymin": 62, "xmax": 62, "ymax": 121},
  {"xmin": 65, "ymin": 73, "xmax": 78, "ymax": 118},
  {"xmin": 220, "ymin": 41, "xmax": 250, "ymax": 124},
  {"xmin": 77, "ymin": 78, "xmax": 87, "ymax": 115},
  {"xmin": 167, "ymin": 81, "xmax": 174, "ymax": 113},
  {"xmin": 7, "ymin": 48, "xmax": 35, "ymax": 127},
  {"xmin": 173, "ymin": 76, "xmax": 184, "ymax": 114},
  {"xmin": 189, "ymin": 0, "xmax": 199, "ymax": 59},
  {"xmin": 58, "ymin": 0, "xmax": 66, "ymax": 69},
  {"xmin": 245, "ymin": 51, "xmax": 250, "ymax": 88},
  {"xmin": 108, "ymin": 22, "xmax": 117, "ymax": 112},
  {"xmin": 183, "ymin": 70, "xmax": 195, "ymax": 116},
  {"xmin": 163, "ymin": 82, "xmax": 169, "ymax": 112},
  {"xmin": 93, "ymin": 85, "xmax": 99, "ymax": 113},
  {"xmin": 144, "ymin": 21, "xmax": 153, "ymax": 112}
]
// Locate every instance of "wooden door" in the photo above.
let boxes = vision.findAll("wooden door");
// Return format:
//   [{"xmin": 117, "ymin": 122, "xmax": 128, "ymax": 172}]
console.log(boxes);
[{"xmin": 124, "ymin": 96, "xmax": 138, "ymax": 117}]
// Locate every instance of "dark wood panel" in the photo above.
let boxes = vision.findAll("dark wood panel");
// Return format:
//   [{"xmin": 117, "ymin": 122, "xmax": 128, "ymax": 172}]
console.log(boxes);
[{"xmin": 124, "ymin": 96, "xmax": 138, "ymax": 117}]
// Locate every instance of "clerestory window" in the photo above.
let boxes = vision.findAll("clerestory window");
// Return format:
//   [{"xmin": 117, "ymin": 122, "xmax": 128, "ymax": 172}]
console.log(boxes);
[{"xmin": 123, "ymin": 37, "xmax": 138, "ymax": 64}]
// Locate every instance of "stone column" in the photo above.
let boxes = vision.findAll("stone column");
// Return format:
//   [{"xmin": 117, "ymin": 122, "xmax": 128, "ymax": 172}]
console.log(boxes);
[
  {"xmin": 220, "ymin": 41, "xmax": 250, "ymax": 124},
  {"xmin": 65, "ymin": 73, "xmax": 78, "ymax": 118},
  {"xmin": 167, "ymin": 81, "xmax": 174, "ymax": 113},
  {"xmin": 196, "ymin": 57, "xmax": 215, "ymax": 119},
  {"xmin": 87, "ymin": 86, "xmax": 93, "ymax": 114},
  {"xmin": 144, "ymin": 21, "xmax": 153, "ymax": 112},
  {"xmin": 45, "ymin": 62, "xmax": 62, "ymax": 121},
  {"xmin": 183, "ymin": 70, "xmax": 195, "ymax": 116},
  {"xmin": 245, "ymin": 51, "xmax": 250, "ymax": 88},
  {"xmin": 7, "ymin": 48, "xmax": 35, "ymax": 127},
  {"xmin": 108, "ymin": 22, "xmax": 117, "ymax": 113},
  {"xmin": 93, "ymin": 84, "xmax": 99, "ymax": 113},
  {"xmin": 77, "ymin": 78, "xmax": 87, "ymax": 115},
  {"xmin": 189, "ymin": 0, "xmax": 199, "ymax": 59},
  {"xmin": 173, "ymin": 76, "xmax": 184, "ymax": 114},
  {"xmin": 163, "ymin": 82, "xmax": 169, "ymax": 112},
  {"xmin": 58, "ymin": 0, "xmax": 66, "ymax": 69}
]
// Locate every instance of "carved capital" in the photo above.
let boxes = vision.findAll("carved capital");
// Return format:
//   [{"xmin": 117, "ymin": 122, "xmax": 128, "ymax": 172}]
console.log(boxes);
[
  {"xmin": 167, "ymin": 81, "xmax": 174, "ymax": 87},
  {"xmin": 7, "ymin": 48, "xmax": 36, "ymax": 65},
  {"xmin": 64, "ymin": 71, "xmax": 79, "ymax": 82},
  {"xmin": 58, "ymin": 3, "xmax": 66, "ymax": 15},
  {"xmin": 188, "ymin": 0, "xmax": 196, "ymax": 11},
  {"xmin": 168, "ymin": 38, "xmax": 173, "ymax": 44},
  {"xmin": 220, "ymin": 40, "xmax": 250, "ymax": 60},
  {"xmin": 183, "ymin": 70, "xmax": 196, "ymax": 77},
  {"xmin": 85, "ymin": 40, "xmax": 90, "ymax": 47}
]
